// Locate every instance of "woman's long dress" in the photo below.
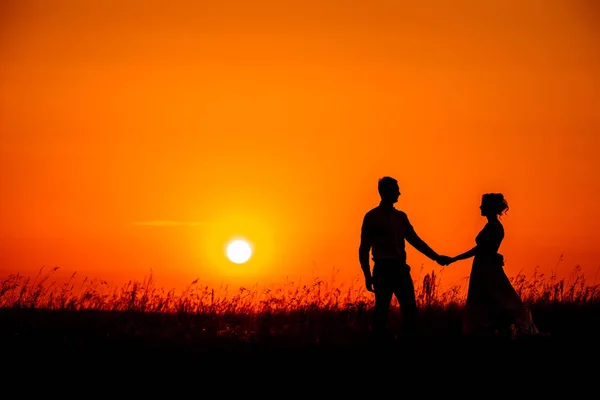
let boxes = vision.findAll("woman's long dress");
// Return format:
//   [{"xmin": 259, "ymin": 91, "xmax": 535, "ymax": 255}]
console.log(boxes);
[{"xmin": 463, "ymin": 221, "xmax": 539, "ymax": 336}]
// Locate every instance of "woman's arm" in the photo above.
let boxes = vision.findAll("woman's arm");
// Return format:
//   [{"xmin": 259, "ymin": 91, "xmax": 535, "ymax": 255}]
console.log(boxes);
[{"xmin": 450, "ymin": 246, "xmax": 477, "ymax": 263}]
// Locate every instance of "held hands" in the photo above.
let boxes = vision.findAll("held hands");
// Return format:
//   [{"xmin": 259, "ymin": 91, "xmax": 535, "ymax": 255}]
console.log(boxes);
[{"xmin": 435, "ymin": 255, "xmax": 454, "ymax": 266}]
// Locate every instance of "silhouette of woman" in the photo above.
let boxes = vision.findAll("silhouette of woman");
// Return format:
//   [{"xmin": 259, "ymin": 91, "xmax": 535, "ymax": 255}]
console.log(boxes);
[{"xmin": 445, "ymin": 193, "xmax": 542, "ymax": 337}]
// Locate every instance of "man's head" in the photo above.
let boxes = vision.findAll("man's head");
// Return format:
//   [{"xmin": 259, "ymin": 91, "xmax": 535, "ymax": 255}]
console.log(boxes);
[{"xmin": 378, "ymin": 176, "xmax": 401, "ymax": 204}]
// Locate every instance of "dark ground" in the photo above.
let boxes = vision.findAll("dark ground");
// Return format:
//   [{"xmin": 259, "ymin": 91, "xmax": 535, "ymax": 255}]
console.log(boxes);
[{"xmin": 1, "ymin": 307, "xmax": 598, "ymax": 393}]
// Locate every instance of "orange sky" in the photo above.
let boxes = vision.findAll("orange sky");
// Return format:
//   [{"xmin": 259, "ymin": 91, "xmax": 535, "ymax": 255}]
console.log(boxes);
[{"xmin": 1, "ymin": 0, "xmax": 599, "ymax": 294}]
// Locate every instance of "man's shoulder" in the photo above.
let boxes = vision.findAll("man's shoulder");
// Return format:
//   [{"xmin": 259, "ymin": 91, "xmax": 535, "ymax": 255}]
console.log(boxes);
[
  {"xmin": 393, "ymin": 208, "xmax": 408, "ymax": 217},
  {"xmin": 364, "ymin": 206, "xmax": 383, "ymax": 217},
  {"xmin": 361, "ymin": 209, "xmax": 372, "ymax": 223},
  {"xmin": 364, "ymin": 206, "xmax": 378, "ymax": 215},
  {"xmin": 364, "ymin": 206, "xmax": 408, "ymax": 218}
]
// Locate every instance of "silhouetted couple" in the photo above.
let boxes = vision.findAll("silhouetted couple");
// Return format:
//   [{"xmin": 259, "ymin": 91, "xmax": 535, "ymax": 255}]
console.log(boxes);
[{"xmin": 359, "ymin": 176, "xmax": 543, "ymax": 341}]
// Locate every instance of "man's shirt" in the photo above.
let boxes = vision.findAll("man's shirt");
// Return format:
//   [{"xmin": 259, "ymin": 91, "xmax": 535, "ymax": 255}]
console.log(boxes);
[{"xmin": 359, "ymin": 202, "xmax": 415, "ymax": 266}]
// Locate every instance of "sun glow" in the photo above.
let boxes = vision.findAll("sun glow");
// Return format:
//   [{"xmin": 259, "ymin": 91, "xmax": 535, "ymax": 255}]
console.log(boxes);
[
  {"xmin": 226, "ymin": 239, "xmax": 253, "ymax": 264},
  {"xmin": 195, "ymin": 210, "xmax": 278, "ymax": 282}
]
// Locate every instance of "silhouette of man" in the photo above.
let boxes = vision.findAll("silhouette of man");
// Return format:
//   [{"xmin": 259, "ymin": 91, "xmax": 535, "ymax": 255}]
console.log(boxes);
[{"xmin": 359, "ymin": 176, "xmax": 450, "ymax": 340}]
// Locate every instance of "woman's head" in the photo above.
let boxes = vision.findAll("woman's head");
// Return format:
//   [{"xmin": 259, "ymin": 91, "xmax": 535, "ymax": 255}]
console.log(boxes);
[{"xmin": 480, "ymin": 193, "xmax": 509, "ymax": 217}]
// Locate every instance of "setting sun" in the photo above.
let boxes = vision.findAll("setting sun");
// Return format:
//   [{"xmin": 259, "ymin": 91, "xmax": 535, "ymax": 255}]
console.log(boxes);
[{"xmin": 226, "ymin": 239, "xmax": 253, "ymax": 264}]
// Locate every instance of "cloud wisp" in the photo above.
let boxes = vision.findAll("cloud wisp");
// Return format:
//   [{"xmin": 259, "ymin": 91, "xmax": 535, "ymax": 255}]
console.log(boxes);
[{"xmin": 131, "ymin": 220, "xmax": 207, "ymax": 227}]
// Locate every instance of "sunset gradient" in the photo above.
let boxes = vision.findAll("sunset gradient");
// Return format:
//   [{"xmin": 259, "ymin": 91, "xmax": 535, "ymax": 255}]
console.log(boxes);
[{"xmin": 1, "ymin": 0, "xmax": 599, "ymax": 293}]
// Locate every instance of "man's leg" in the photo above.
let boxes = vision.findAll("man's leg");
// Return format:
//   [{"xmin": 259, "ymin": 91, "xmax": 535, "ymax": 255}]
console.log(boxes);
[
  {"xmin": 395, "ymin": 266, "xmax": 417, "ymax": 336},
  {"xmin": 372, "ymin": 267, "xmax": 394, "ymax": 342}
]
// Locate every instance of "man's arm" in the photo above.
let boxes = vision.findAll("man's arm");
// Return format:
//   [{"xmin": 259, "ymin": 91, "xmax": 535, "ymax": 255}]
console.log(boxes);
[
  {"xmin": 403, "ymin": 214, "xmax": 440, "ymax": 261},
  {"xmin": 358, "ymin": 214, "xmax": 373, "ymax": 277},
  {"xmin": 359, "ymin": 214, "xmax": 375, "ymax": 292}
]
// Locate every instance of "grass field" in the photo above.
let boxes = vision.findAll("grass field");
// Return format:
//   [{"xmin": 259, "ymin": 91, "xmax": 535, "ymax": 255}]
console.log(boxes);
[{"xmin": 1, "ymin": 265, "xmax": 599, "ymax": 382}]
